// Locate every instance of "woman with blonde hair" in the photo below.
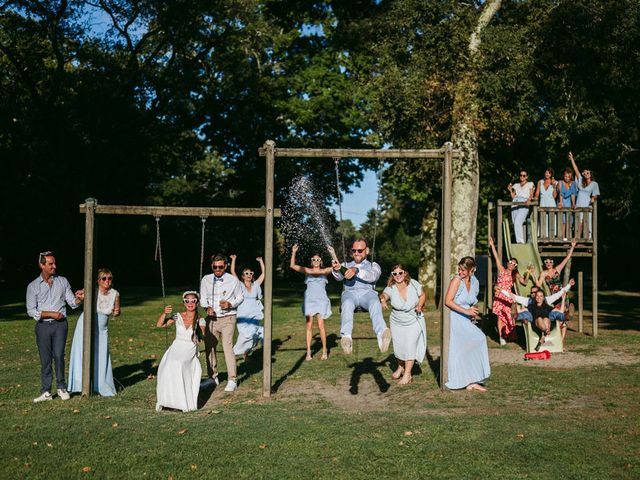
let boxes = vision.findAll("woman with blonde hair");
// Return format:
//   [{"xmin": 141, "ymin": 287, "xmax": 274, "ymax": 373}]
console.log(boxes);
[
  {"xmin": 379, "ymin": 265, "xmax": 426, "ymax": 385},
  {"xmin": 68, "ymin": 268, "xmax": 120, "ymax": 396}
]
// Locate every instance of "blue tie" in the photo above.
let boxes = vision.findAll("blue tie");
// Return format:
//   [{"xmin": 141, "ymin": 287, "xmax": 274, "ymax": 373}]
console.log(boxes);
[{"xmin": 214, "ymin": 277, "xmax": 224, "ymax": 283}]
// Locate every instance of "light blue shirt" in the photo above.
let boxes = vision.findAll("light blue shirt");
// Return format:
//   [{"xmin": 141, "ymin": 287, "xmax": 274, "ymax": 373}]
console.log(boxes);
[
  {"xmin": 332, "ymin": 259, "xmax": 381, "ymax": 291},
  {"xmin": 26, "ymin": 274, "xmax": 79, "ymax": 321}
]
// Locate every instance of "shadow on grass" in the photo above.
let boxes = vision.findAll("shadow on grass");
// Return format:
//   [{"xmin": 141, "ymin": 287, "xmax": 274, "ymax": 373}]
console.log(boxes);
[
  {"xmin": 347, "ymin": 355, "xmax": 393, "ymax": 395},
  {"xmin": 237, "ymin": 336, "xmax": 291, "ymax": 385},
  {"xmin": 113, "ymin": 358, "xmax": 157, "ymax": 390},
  {"xmin": 426, "ymin": 349, "xmax": 440, "ymax": 386},
  {"xmin": 270, "ymin": 334, "xmax": 337, "ymax": 393}
]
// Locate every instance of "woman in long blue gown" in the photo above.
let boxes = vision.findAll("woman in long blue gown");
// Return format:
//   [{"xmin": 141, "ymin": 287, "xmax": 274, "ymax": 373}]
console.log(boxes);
[
  {"xmin": 290, "ymin": 244, "xmax": 334, "ymax": 361},
  {"xmin": 230, "ymin": 255, "xmax": 265, "ymax": 359},
  {"xmin": 444, "ymin": 257, "xmax": 491, "ymax": 391},
  {"xmin": 68, "ymin": 268, "xmax": 119, "ymax": 396}
]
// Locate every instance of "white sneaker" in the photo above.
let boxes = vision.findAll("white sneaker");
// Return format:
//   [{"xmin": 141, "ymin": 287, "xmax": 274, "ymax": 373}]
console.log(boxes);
[
  {"xmin": 224, "ymin": 379, "xmax": 237, "ymax": 392},
  {"xmin": 155, "ymin": 403, "xmax": 162, "ymax": 412},
  {"xmin": 57, "ymin": 388, "xmax": 70, "ymax": 401},
  {"xmin": 378, "ymin": 328, "xmax": 392, "ymax": 353},
  {"xmin": 33, "ymin": 391, "xmax": 52, "ymax": 403},
  {"xmin": 499, "ymin": 337, "xmax": 507, "ymax": 346},
  {"xmin": 340, "ymin": 336, "xmax": 353, "ymax": 354}
]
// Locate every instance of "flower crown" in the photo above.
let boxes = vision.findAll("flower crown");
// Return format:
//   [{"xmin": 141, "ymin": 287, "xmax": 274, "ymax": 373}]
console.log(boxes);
[{"xmin": 182, "ymin": 291, "xmax": 200, "ymax": 301}]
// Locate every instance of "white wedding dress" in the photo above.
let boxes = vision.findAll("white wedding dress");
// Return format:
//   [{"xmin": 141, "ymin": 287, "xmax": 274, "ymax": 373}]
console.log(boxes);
[{"xmin": 156, "ymin": 313, "xmax": 202, "ymax": 412}]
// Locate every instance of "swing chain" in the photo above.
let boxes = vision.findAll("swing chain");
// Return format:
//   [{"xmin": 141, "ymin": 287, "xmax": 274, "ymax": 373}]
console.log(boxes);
[
  {"xmin": 199, "ymin": 216, "xmax": 207, "ymax": 282},
  {"xmin": 154, "ymin": 216, "xmax": 166, "ymax": 300},
  {"xmin": 333, "ymin": 157, "xmax": 347, "ymax": 265}
]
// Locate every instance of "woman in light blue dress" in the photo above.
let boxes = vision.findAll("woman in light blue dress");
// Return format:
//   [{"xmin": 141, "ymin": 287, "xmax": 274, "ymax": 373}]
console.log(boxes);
[
  {"xmin": 230, "ymin": 255, "xmax": 265, "ymax": 360},
  {"xmin": 68, "ymin": 268, "xmax": 119, "ymax": 396},
  {"xmin": 379, "ymin": 265, "xmax": 426, "ymax": 385},
  {"xmin": 535, "ymin": 167, "xmax": 558, "ymax": 237},
  {"xmin": 290, "ymin": 244, "xmax": 333, "ymax": 360},
  {"xmin": 569, "ymin": 152, "xmax": 600, "ymax": 239},
  {"xmin": 444, "ymin": 257, "xmax": 490, "ymax": 392}
]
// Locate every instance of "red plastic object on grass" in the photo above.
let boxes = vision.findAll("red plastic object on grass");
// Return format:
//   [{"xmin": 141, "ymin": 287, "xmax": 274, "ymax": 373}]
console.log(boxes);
[{"xmin": 524, "ymin": 350, "xmax": 551, "ymax": 361}]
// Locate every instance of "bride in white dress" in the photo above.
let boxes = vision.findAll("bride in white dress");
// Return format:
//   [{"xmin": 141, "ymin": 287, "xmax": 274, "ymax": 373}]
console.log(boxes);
[{"xmin": 155, "ymin": 291, "xmax": 205, "ymax": 412}]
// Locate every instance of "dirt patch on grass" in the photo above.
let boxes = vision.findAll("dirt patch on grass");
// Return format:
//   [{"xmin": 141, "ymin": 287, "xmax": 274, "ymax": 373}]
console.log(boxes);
[{"xmin": 487, "ymin": 346, "xmax": 639, "ymax": 368}]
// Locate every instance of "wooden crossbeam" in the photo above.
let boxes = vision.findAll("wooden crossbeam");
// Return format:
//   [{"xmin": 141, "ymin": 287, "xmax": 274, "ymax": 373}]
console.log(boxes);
[
  {"xmin": 258, "ymin": 147, "xmax": 460, "ymax": 159},
  {"xmin": 79, "ymin": 204, "xmax": 281, "ymax": 218}
]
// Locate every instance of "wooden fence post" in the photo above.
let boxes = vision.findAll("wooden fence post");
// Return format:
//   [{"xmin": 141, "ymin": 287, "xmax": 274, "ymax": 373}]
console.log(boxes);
[{"xmin": 578, "ymin": 271, "xmax": 584, "ymax": 333}]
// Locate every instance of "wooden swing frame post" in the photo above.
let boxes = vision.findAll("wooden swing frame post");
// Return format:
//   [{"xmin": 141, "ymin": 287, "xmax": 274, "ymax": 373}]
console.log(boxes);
[{"xmin": 259, "ymin": 141, "xmax": 458, "ymax": 391}]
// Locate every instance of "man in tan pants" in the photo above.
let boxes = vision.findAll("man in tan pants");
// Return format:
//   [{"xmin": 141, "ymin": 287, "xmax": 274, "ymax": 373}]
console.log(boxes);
[{"xmin": 199, "ymin": 254, "xmax": 244, "ymax": 392}]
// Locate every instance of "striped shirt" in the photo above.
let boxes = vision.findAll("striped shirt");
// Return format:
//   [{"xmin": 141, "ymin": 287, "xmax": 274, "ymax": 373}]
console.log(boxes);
[{"xmin": 26, "ymin": 274, "xmax": 79, "ymax": 321}]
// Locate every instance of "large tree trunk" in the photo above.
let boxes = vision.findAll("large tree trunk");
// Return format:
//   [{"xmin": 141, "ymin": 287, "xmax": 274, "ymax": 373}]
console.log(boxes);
[
  {"xmin": 450, "ymin": 0, "xmax": 502, "ymax": 267},
  {"xmin": 419, "ymin": 204, "xmax": 439, "ymax": 303}
]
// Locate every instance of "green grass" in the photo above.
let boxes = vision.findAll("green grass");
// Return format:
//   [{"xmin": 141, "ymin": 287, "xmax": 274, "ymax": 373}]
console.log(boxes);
[{"xmin": 1, "ymin": 286, "xmax": 639, "ymax": 479}]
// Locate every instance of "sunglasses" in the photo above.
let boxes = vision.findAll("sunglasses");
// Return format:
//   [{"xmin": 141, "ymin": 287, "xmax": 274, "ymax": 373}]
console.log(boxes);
[
  {"xmin": 351, "ymin": 248, "xmax": 365, "ymax": 253},
  {"xmin": 100, "ymin": 276, "xmax": 113, "ymax": 281},
  {"xmin": 519, "ymin": 173, "xmax": 528, "ymax": 177},
  {"xmin": 212, "ymin": 265, "xmax": 225, "ymax": 270},
  {"xmin": 311, "ymin": 258, "xmax": 322, "ymax": 262},
  {"xmin": 583, "ymin": 171, "xmax": 591, "ymax": 175},
  {"xmin": 39, "ymin": 251, "xmax": 53, "ymax": 263},
  {"xmin": 183, "ymin": 298, "xmax": 198, "ymax": 304},
  {"xmin": 243, "ymin": 271, "xmax": 254, "ymax": 275},
  {"xmin": 544, "ymin": 260, "xmax": 554, "ymax": 264},
  {"xmin": 391, "ymin": 271, "xmax": 404, "ymax": 276},
  {"xmin": 509, "ymin": 261, "xmax": 518, "ymax": 266}
]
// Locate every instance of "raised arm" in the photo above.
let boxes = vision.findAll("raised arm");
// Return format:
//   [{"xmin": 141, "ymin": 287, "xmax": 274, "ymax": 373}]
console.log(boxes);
[
  {"xmin": 488, "ymin": 237, "xmax": 504, "ymax": 273},
  {"xmin": 546, "ymin": 279, "xmax": 574, "ymax": 305},
  {"xmin": 229, "ymin": 254, "xmax": 238, "ymax": 278},
  {"xmin": 289, "ymin": 244, "xmax": 306, "ymax": 274},
  {"xmin": 568, "ymin": 152, "xmax": 580, "ymax": 180},
  {"xmin": 255, "ymin": 256, "xmax": 265, "ymax": 286},
  {"xmin": 555, "ymin": 239, "xmax": 576, "ymax": 274}
]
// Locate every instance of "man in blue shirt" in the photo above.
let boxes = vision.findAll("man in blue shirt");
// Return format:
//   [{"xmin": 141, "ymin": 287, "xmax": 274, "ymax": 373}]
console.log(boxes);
[
  {"xmin": 331, "ymin": 238, "xmax": 391, "ymax": 355},
  {"xmin": 26, "ymin": 251, "xmax": 84, "ymax": 402}
]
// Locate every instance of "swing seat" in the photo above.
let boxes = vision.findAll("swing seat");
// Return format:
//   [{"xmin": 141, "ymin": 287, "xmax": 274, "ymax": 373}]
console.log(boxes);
[{"xmin": 521, "ymin": 319, "xmax": 563, "ymax": 354}]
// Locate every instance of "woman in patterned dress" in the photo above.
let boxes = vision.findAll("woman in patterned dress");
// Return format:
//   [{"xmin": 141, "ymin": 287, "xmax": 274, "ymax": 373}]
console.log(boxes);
[{"xmin": 488, "ymin": 237, "xmax": 531, "ymax": 345}]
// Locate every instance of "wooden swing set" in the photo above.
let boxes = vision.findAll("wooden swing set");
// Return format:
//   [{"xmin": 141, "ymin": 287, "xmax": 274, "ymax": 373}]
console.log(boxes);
[{"xmin": 79, "ymin": 140, "xmax": 460, "ymax": 398}]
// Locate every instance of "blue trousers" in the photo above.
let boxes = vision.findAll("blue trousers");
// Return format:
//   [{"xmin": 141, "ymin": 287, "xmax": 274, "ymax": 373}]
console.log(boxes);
[
  {"xmin": 35, "ymin": 319, "xmax": 68, "ymax": 393},
  {"xmin": 340, "ymin": 289, "xmax": 387, "ymax": 337}
]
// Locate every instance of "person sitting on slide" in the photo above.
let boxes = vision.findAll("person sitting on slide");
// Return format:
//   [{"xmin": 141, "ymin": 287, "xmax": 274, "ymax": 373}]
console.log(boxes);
[{"xmin": 329, "ymin": 238, "xmax": 391, "ymax": 355}]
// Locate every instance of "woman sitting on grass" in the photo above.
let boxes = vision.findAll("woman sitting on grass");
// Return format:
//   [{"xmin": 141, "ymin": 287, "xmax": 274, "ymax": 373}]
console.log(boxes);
[
  {"xmin": 289, "ymin": 244, "xmax": 334, "ymax": 361},
  {"xmin": 155, "ymin": 291, "xmax": 205, "ymax": 412},
  {"xmin": 379, "ymin": 264, "xmax": 426, "ymax": 385}
]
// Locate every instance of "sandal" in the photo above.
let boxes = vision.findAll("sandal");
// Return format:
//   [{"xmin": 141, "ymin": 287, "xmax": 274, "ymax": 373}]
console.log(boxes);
[
  {"xmin": 320, "ymin": 350, "xmax": 328, "ymax": 360},
  {"xmin": 305, "ymin": 352, "xmax": 312, "ymax": 361},
  {"xmin": 466, "ymin": 383, "xmax": 487, "ymax": 392},
  {"xmin": 391, "ymin": 367, "xmax": 404, "ymax": 380}
]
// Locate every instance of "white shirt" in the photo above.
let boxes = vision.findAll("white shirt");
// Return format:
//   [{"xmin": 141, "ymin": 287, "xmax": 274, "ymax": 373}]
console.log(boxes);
[
  {"xmin": 97, "ymin": 288, "xmax": 119, "ymax": 315},
  {"xmin": 199, "ymin": 272, "xmax": 244, "ymax": 318},
  {"xmin": 513, "ymin": 182, "xmax": 534, "ymax": 200}
]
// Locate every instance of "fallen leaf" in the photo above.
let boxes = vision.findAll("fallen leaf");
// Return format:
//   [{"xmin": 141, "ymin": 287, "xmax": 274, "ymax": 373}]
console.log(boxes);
[
  {"xmin": 82, "ymin": 466, "xmax": 92, "ymax": 473},
  {"xmin": 104, "ymin": 415, "xmax": 112, "ymax": 419},
  {"xmin": 207, "ymin": 410, "xmax": 221, "ymax": 415},
  {"xmin": 73, "ymin": 409, "xmax": 80, "ymax": 414},
  {"xmin": 151, "ymin": 354, "xmax": 157, "ymax": 359},
  {"xmin": 128, "ymin": 338, "xmax": 133, "ymax": 342},
  {"xmin": 32, "ymin": 442, "xmax": 37, "ymax": 446},
  {"xmin": 46, "ymin": 443, "xmax": 53, "ymax": 448},
  {"xmin": 258, "ymin": 444, "xmax": 268, "ymax": 449},
  {"xmin": 516, "ymin": 433, "xmax": 525, "ymax": 439},
  {"xmin": 147, "ymin": 374, "xmax": 155, "ymax": 380},
  {"xmin": 403, "ymin": 431, "xmax": 413, "ymax": 436},
  {"xmin": 190, "ymin": 464, "xmax": 198, "ymax": 471},
  {"xmin": 112, "ymin": 423, "xmax": 119, "ymax": 428},
  {"xmin": 177, "ymin": 429, "xmax": 188, "ymax": 435}
]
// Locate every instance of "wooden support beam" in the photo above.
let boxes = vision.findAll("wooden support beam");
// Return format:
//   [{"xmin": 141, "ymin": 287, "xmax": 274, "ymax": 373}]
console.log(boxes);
[
  {"xmin": 81, "ymin": 198, "xmax": 97, "ymax": 398},
  {"xmin": 259, "ymin": 147, "xmax": 461, "ymax": 159},
  {"xmin": 592, "ymin": 201, "xmax": 598, "ymax": 337},
  {"xmin": 262, "ymin": 141, "xmax": 276, "ymax": 398},
  {"xmin": 578, "ymin": 271, "xmax": 584, "ymax": 333},
  {"xmin": 440, "ymin": 142, "xmax": 453, "ymax": 390},
  {"xmin": 79, "ymin": 204, "xmax": 281, "ymax": 218}
]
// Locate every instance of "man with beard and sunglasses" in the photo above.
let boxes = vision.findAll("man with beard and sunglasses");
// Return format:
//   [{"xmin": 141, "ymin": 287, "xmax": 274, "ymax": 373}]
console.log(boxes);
[
  {"xmin": 330, "ymin": 238, "xmax": 391, "ymax": 355},
  {"xmin": 200, "ymin": 254, "xmax": 243, "ymax": 392}
]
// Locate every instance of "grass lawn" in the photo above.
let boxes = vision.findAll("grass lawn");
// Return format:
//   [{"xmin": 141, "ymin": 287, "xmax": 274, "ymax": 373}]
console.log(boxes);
[{"xmin": 1, "ymin": 284, "xmax": 639, "ymax": 479}]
